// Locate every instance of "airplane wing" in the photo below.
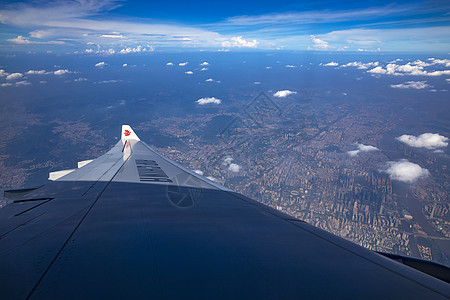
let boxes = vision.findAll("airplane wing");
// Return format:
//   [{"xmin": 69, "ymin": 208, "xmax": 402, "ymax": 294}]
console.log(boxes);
[{"xmin": 1, "ymin": 125, "xmax": 449, "ymax": 299}]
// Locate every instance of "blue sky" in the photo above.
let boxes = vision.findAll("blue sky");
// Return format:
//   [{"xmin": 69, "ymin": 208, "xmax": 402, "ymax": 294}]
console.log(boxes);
[{"xmin": 0, "ymin": 0, "xmax": 449, "ymax": 53}]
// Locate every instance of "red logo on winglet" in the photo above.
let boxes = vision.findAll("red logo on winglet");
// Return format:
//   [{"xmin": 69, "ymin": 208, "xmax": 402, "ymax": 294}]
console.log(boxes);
[{"xmin": 124, "ymin": 130, "xmax": 131, "ymax": 136}]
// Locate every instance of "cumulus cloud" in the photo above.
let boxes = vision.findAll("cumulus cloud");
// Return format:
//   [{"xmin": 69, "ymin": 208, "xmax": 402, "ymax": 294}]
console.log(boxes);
[
  {"xmin": 205, "ymin": 78, "xmax": 214, "ymax": 82},
  {"xmin": 222, "ymin": 36, "xmax": 258, "ymax": 48},
  {"xmin": 382, "ymin": 160, "xmax": 429, "ymax": 183},
  {"xmin": 1, "ymin": 83, "xmax": 13, "ymax": 87},
  {"xmin": 308, "ymin": 35, "xmax": 330, "ymax": 50},
  {"xmin": 200, "ymin": 67, "xmax": 208, "ymax": 71},
  {"xmin": 228, "ymin": 163, "xmax": 241, "ymax": 173},
  {"xmin": 7, "ymin": 35, "xmax": 64, "ymax": 45},
  {"xmin": 185, "ymin": 71, "xmax": 193, "ymax": 75},
  {"xmin": 273, "ymin": 90, "xmax": 297, "ymax": 98},
  {"xmin": 95, "ymin": 62, "xmax": 107, "ymax": 68},
  {"xmin": 347, "ymin": 143, "xmax": 378, "ymax": 156},
  {"xmin": 390, "ymin": 81, "xmax": 430, "ymax": 89},
  {"xmin": 193, "ymin": 170, "xmax": 204, "ymax": 175},
  {"xmin": 285, "ymin": 65, "xmax": 296, "ymax": 68},
  {"xmin": 166, "ymin": 62, "xmax": 173, "ymax": 66},
  {"xmin": 119, "ymin": 45, "xmax": 154, "ymax": 54},
  {"xmin": 206, "ymin": 176, "xmax": 217, "ymax": 182},
  {"xmin": 341, "ymin": 61, "xmax": 379, "ymax": 69},
  {"xmin": 179, "ymin": 62, "xmax": 188, "ymax": 66},
  {"xmin": 323, "ymin": 62, "xmax": 338, "ymax": 66},
  {"xmin": 196, "ymin": 97, "xmax": 222, "ymax": 105},
  {"xmin": 367, "ymin": 62, "xmax": 450, "ymax": 76},
  {"xmin": 0, "ymin": 69, "xmax": 8, "ymax": 77},
  {"xmin": 54, "ymin": 69, "xmax": 70, "ymax": 75},
  {"xmin": 15, "ymin": 80, "xmax": 31, "ymax": 86},
  {"xmin": 74, "ymin": 77, "xmax": 87, "ymax": 82},
  {"xmin": 254, "ymin": 81, "xmax": 261, "ymax": 84},
  {"xmin": 26, "ymin": 70, "xmax": 47, "ymax": 75},
  {"xmin": 396, "ymin": 133, "xmax": 448, "ymax": 149},
  {"xmin": 6, "ymin": 73, "xmax": 23, "ymax": 80},
  {"xmin": 200, "ymin": 62, "xmax": 209, "ymax": 65},
  {"xmin": 428, "ymin": 58, "xmax": 450, "ymax": 67},
  {"xmin": 122, "ymin": 63, "xmax": 127, "ymax": 67}
]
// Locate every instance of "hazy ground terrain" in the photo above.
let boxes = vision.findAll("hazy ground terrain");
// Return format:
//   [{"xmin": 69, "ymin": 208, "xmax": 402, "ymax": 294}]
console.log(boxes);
[{"xmin": 1, "ymin": 51, "xmax": 449, "ymax": 265}]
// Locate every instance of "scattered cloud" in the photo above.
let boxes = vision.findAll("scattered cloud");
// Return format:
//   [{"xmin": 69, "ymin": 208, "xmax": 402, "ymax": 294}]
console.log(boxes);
[
  {"xmin": 347, "ymin": 143, "xmax": 378, "ymax": 156},
  {"xmin": 196, "ymin": 97, "xmax": 222, "ymax": 105},
  {"xmin": 222, "ymin": 36, "xmax": 258, "ymax": 48},
  {"xmin": 74, "ymin": 77, "xmax": 87, "ymax": 82},
  {"xmin": 341, "ymin": 61, "xmax": 379, "ymax": 69},
  {"xmin": 5, "ymin": 73, "xmax": 23, "ymax": 80},
  {"xmin": 185, "ymin": 71, "xmax": 193, "ymax": 75},
  {"xmin": 273, "ymin": 90, "xmax": 297, "ymax": 98},
  {"xmin": 367, "ymin": 62, "xmax": 450, "ymax": 76},
  {"xmin": 228, "ymin": 163, "xmax": 241, "ymax": 173},
  {"xmin": 308, "ymin": 35, "xmax": 330, "ymax": 50},
  {"xmin": 200, "ymin": 62, "xmax": 209, "ymax": 65},
  {"xmin": 54, "ymin": 69, "xmax": 70, "ymax": 75},
  {"xmin": 122, "ymin": 63, "xmax": 127, "ymax": 67},
  {"xmin": 396, "ymin": 133, "xmax": 448, "ymax": 149},
  {"xmin": 323, "ymin": 62, "xmax": 338, "ymax": 66},
  {"xmin": 254, "ymin": 81, "xmax": 261, "ymax": 84},
  {"xmin": 193, "ymin": 170, "xmax": 204, "ymax": 176},
  {"xmin": 0, "ymin": 69, "xmax": 8, "ymax": 77},
  {"xmin": 15, "ymin": 80, "xmax": 31, "ymax": 86},
  {"xmin": 119, "ymin": 45, "xmax": 154, "ymax": 54},
  {"xmin": 205, "ymin": 78, "xmax": 214, "ymax": 82},
  {"xmin": 390, "ymin": 81, "xmax": 430, "ymax": 89},
  {"xmin": 26, "ymin": 70, "xmax": 47, "ymax": 75},
  {"xmin": 1, "ymin": 83, "xmax": 13, "ymax": 87},
  {"xmin": 382, "ymin": 159, "xmax": 429, "ymax": 183},
  {"xmin": 166, "ymin": 62, "xmax": 173, "ymax": 66},
  {"xmin": 285, "ymin": 65, "xmax": 296, "ymax": 68},
  {"xmin": 7, "ymin": 35, "xmax": 64, "ymax": 45},
  {"xmin": 179, "ymin": 62, "xmax": 188, "ymax": 66},
  {"xmin": 95, "ymin": 61, "xmax": 107, "ymax": 68},
  {"xmin": 200, "ymin": 67, "xmax": 208, "ymax": 71}
]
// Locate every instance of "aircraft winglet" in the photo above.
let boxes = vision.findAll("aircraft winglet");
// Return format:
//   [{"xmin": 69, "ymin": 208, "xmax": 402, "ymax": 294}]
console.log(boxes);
[{"xmin": 121, "ymin": 125, "xmax": 140, "ymax": 142}]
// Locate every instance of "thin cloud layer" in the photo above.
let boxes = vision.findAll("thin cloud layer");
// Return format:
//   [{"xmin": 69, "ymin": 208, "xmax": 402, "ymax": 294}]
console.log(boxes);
[
  {"xmin": 390, "ymin": 81, "xmax": 430, "ymax": 89},
  {"xmin": 196, "ymin": 97, "xmax": 222, "ymax": 105},
  {"xmin": 396, "ymin": 133, "xmax": 448, "ymax": 149},
  {"xmin": 347, "ymin": 143, "xmax": 378, "ymax": 156},
  {"xmin": 273, "ymin": 90, "xmax": 297, "ymax": 98},
  {"xmin": 382, "ymin": 159, "xmax": 429, "ymax": 183}
]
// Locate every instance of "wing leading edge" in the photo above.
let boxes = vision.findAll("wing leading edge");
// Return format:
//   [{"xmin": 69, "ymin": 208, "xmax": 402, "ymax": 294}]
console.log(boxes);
[{"xmin": 0, "ymin": 125, "xmax": 449, "ymax": 299}]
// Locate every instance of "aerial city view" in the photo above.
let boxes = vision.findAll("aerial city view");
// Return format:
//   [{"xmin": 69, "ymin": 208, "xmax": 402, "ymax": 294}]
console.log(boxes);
[{"xmin": 0, "ymin": 0, "xmax": 449, "ymax": 269}]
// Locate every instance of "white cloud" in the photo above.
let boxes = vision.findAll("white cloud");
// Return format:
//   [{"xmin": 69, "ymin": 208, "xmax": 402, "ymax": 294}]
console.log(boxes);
[
  {"xmin": 6, "ymin": 73, "xmax": 23, "ymax": 80},
  {"xmin": 206, "ymin": 176, "xmax": 217, "ymax": 182},
  {"xmin": 54, "ymin": 69, "xmax": 70, "ymax": 75},
  {"xmin": 74, "ymin": 77, "xmax": 87, "ymax": 82},
  {"xmin": 428, "ymin": 58, "xmax": 450, "ymax": 67},
  {"xmin": 40, "ymin": 80, "xmax": 47, "ymax": 84},
  {"xmin": 222, "ymin": 36, "xmax": 258, "ymax": 48},
  {"xmin": 122, "ymin": 63, "xmax": 127, "ymax": 67},
  {"xmin": 273, "ymin": 90, "xmax": 297, "ymax": 98},
  {"xmin": 166, "ymin": 62, "xmax": 174, "ymax": 66},
  {"xmin": 1, "ymin": 83, "xmax": 12, "ymax": 87},
  {"xmin": 7, "ymin": 35, "xmax": 64, "ymax": 45},
  {"xmin": 185, "ymin": 71, "xmax": 193, "ymax": 75},
  {"xmin": 382, "ymin": 160, "xmax": 429, "ymax": 183},
  {"xmin": 367, "ymin": 66, "xmax": 386, "ymax": 74},
  {"xmin": 254, "ymin": 81, "xmax": 261, "ymax": 84},
  {"xmin": 368, "ymin": 62, "xmax": 450, "ymax": 76},
  {"xmin": 0, "ymin": 69, "xmax": 8, "ymax": 77},
  {"xmin": 200, "ymin": 62, "xmax": 209, "ymax": 65},
  {"xmin": 101, "ymin": 34, "xmax": 123, "ymax": 38},
  {"xmin": 119, "ymin": 45, "xmax": 154, "ymax": 54},
  {"xmin": 196, "ymin": 97, "xmax": 222, "ymax": 105},
  {"xmin": 341, "ymin": 61, "xmax": 379, "ymax": 69},
  {"xmin": 390, "ymin": 81, "xmax": 430, "ymax": 89},
  {"xmin": 193, "ymin": 170, "xmax": 204, "ymax": 175},
  {"xmin": 285, "ymin": 65, "xmax": 296, "ymax": 68},
  {"xmin": 179, "ymin": 62, "xmax": 188, "ymax": 66},
  {"xmin": 205, "ymin": 78, "xmax": 214, "ymax": 82},
  {"xmin": 95, "ymin": 62, "xmax": 107, "ymax": 68},
  {"xmin": 266, "ymin": 66, "xmax": 272, "ymax": 69},
  {"xmin": 15, "ymin": 80, "xmax": 31, "ymax": 86},
  {"xmin": 228, "ymin": 163, "xmax": 241, "ymax": 173},
  {"xmin": 347, "ymin": 143, "xmax": 378, "ymax": 156},
  {"xmin": 200, "ymin": 67, "xmax": 208, "ymax": 71},
  {"xmin": 323, "ymin": 62, "xmax": 338, "ymax": 66},
  {"xmin": 26, "ymin": 70, "xmax": 47, "ymax": 75},
  {"xmin": 308, "ymin": 35, "xmax": 330, "ymax": 50},
  {"xmin": 396, "ymin": 133, "xmax": 448, "ymax": 149},
  {"xmin": 85, "ymin": 49, "xmax": 94, "ymax": 53}
]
